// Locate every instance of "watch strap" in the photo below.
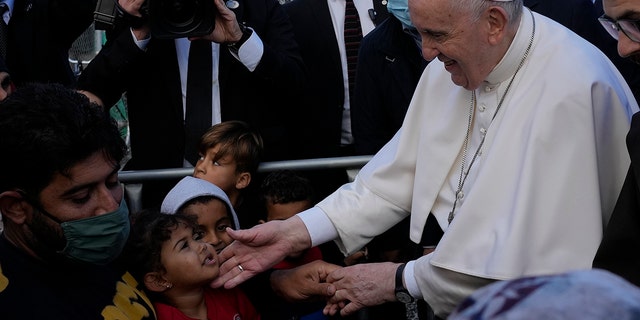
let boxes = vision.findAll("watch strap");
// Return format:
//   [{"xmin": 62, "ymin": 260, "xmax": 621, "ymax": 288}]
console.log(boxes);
[
  {"xmin": 227, "ymin": 23, "xmax": 252, "ymax": 54},
  {"xmin": 395, "ymin": 263, "xmax": 407, "ymax": 293}
]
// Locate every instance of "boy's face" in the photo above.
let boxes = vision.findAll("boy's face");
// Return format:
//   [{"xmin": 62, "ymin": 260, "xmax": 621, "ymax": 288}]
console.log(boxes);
[
  {"xmin": 159, "ymin": 223, "xmax": 220, "ymax": 287},
  {"xmin": 193, "ymin": 145, "xmax": 242, "ymax": 197},
  {"xmin": 266, "ymin": 199, "xmax": 312, "ymax": 222},
  {"xmin": 180, "ymin": 199, "xmax": 234, "ymax": 253}
]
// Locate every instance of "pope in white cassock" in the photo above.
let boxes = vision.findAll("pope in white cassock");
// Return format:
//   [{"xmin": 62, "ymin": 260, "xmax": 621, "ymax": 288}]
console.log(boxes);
[{"xmin": 211, "ymin": 0, "xmax": 640, "ymax": 317}]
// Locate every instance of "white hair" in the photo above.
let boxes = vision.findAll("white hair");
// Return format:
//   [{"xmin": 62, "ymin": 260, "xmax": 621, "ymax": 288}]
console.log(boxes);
[{"xmin": 449, "ymin": 0, "xmax": 523, "ymax": 25}]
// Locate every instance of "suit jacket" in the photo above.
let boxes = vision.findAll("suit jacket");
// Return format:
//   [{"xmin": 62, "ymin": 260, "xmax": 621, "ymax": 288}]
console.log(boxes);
[
  {"xmin": 525, "ymin": 0, "xmax": 640, "ymax": 101},
  {"xmin": 283, "ymin": 0, "xmax": 388, "ymax": 159},
  {"xmin": 77, "ymin": 0, "xmax": 305, "ymax": 171},
  {"xmin": 7, "ymin": 0, "xmax": 96, "ymax": 86},
  {"xmin": 593, "ymin": 112, "xmax": 640, "ymax": 287},
  {"xmin": 351, "ymin": 15, "xmax": 427, "ymax": 155}
]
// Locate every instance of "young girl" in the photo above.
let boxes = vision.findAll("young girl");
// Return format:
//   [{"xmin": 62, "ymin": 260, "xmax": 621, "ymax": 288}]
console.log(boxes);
[{"xmin": 124, "ymin": 210, "xmax": 260, "ymax": 320}]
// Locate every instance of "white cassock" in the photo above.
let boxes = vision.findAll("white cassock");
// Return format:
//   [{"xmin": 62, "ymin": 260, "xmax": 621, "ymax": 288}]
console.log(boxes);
[{"xmin": 298, "ymin": 9, "xmax": 639, "ymax": 317}]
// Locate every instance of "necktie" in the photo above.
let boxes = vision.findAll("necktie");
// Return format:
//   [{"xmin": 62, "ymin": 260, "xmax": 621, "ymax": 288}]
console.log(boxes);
[
  {"xmin": 184, "ymin": 40, "xmax": 213, "ymax": 166},
  {"xmin": 344, "ymin": 0, "xmax": 362, "ymax": 101},
  {"xmin": 0, "ymin": 3, "xmax": 8, "ymax": 60}
]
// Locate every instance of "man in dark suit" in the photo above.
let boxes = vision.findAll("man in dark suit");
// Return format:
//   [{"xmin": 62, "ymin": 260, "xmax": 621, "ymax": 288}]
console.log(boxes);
[
  {"xmin": 3, "ymin": 0, "xmax": 97, "ymax": 87},
  {"xmin": 525, "ymin": 0, "xmax": 640, "ymax": 101},
  {"xmin": 592, "ymin": 0, "xmax": 640, "ymax": 287},
  {"xmin": 77, "ymin": 0, "xmax": 305, "ymax": 208},
  {"xmin": 351, "ymin": 13, "xmax": 426, "ymax": 156},
  {"xmin": 282, "ymin": 0, "xmax": 388, "ymax": 200}
]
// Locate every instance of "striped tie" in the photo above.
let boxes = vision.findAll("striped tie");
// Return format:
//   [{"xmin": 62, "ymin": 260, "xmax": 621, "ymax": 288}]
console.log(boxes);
[{"xmin": 344, "ymin": 0, "xmax": 362, "ymax": 101}]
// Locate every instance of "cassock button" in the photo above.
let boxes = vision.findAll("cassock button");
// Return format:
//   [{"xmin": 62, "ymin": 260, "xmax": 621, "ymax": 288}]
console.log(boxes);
[
  {"xmin": 484, "ymin": 86, "xmax": 492, "ymax": 93},
  {"xmin": 479, "ymin": 104, "xmax": 486, "ymax": 112}
]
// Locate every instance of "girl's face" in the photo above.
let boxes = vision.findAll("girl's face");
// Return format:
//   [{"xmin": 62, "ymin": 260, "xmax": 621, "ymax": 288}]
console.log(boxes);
[
  {"xmin": 180, "ymin": 199, "xmax": 234, "ymax": 253},
  {"xmin": 160, "ymin": 224, "xmax": 220, "ymax": 288}
]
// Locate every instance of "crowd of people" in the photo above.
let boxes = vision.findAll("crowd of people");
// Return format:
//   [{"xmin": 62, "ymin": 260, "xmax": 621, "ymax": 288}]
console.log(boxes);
[{"xmin": 1, "ymin": 0, "xmax": 640, "ymax": 319}]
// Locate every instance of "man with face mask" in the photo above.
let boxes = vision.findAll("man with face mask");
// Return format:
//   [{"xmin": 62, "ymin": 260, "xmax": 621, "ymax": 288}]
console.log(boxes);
[{"xmin": 0, "ymin": 83, "xmax": 155, "ymax": 319}]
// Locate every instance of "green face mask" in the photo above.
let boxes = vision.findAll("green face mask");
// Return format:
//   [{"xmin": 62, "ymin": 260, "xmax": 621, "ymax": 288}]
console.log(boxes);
[{"xmin": 56, "ymin": 200, "xmax": 130, "ymax": 265}]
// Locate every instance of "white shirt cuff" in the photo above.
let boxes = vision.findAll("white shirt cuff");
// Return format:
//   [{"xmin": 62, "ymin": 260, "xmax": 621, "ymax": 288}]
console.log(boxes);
[
  {"xmin": 232, "ymin": 28, "xmax": 263, "ymax": 72},
  {"xmin": 297, "ymin": 207, "xmax": 338, "ymax": 247},
  {"xmin": 405, "ymin": 260, "xmax": 423, "ymax": 299}
]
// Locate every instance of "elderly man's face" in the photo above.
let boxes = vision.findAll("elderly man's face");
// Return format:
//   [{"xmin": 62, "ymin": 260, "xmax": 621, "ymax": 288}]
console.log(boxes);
[
  {"xmin": 409, "ymin": 0, "xmax": 496, "ymax": 90},
  {"xmin": 603, "ymin": 0, "xmax": 640, "ymax": 64}
]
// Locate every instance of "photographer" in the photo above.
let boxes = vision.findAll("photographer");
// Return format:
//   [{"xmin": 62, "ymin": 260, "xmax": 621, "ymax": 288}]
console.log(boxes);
[{"xmin": 77, "ymin": 0, "xmax": 305, "ymax": 208}]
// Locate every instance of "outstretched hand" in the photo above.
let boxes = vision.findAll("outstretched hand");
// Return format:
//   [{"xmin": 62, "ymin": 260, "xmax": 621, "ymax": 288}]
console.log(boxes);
[
  {"xmin": 271, "ymin": 260, "xmax": 342, "ymax": 302},
  {"xmin": 211, "ymin": 216, "xmax": 312, "ymax": 289}
]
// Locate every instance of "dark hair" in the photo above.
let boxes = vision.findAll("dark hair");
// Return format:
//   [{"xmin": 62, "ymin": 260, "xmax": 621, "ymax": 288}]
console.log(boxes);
[
  {"xmin": 0, "ymin": 83, "xmax": 126, "ymax": 194},
  {"xmin": 260, "ymin": 170, "xmax": 315, "ymax": 205},
  {"xmin": 198, "ymin": 120, "xmax": 264, "ymax": 175},
  {"xmin": 123, "ymin": 209, "xmax": 200, "ymax": 282}
]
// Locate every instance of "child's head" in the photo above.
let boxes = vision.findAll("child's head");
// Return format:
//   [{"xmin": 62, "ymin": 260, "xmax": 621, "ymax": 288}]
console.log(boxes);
[
  {"xmin": 125, "ymin": 209, "xmax": 220, "ymax": 296},
  {"xmin": 193, "ymin": 120, "xmax": 264, "ymax": 203},
  {"xmin": 260, "ymin": 170, "xmax": 316, "ymax": 222},
  {"xmin": 161, "ymin": 176, "xmax": 239, "ymax": 252}
]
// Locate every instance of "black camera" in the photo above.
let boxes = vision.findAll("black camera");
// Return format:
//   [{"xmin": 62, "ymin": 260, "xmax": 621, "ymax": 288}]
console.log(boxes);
[{"xmin": 94, "ymin": 0, "xmax": 216, "ymax": 39}]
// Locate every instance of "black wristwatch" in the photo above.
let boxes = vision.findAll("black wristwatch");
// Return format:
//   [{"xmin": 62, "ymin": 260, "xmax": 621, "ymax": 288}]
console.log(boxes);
[
  {"xmin": 395, "ymin": 263, "xmax": 415, "ymax": 303},
  {"xmin": 227, "ymin": 23, "xmax": 253, "ymax": 54}
]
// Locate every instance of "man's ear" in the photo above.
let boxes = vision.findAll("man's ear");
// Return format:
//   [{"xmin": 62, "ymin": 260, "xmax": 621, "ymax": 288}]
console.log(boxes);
[
  {"xmin": 144, "ymin": 272, "xmax": 173, "ymax": 293},
  {"xmin": 486, "ymin": 6, "xmax": 509, "ymax": 45},
  {"xmin": 235, "ymin": 172, "xmax": 251, "ymax": 190},
  {"xmin": 0, "ymin": 191, "xmax": 31, "ymax": 225}
]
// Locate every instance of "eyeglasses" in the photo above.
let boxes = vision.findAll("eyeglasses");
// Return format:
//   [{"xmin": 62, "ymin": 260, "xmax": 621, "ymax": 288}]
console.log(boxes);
[{"xmin": 598, "ymin": 15, "xmax": 640, "ymax": 43}]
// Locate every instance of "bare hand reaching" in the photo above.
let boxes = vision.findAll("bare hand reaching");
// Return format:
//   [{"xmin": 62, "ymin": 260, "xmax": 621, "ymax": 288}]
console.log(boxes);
[{"xmin": 211, "ymin": 216, "xmax": 312, "ymax": 289}]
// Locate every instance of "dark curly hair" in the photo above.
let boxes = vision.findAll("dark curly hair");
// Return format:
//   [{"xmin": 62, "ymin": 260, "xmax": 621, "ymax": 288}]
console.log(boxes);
[
  {"xmin": 260, "ymin": 169, "xmax": 315, "ymax": 205},
  {"xmin": 0, "ymin": 83, "xmax": 126, "ymax": 195},
  {"xmin": 122, "ymin": 210, "xmax": 201, "ymax": 290}
]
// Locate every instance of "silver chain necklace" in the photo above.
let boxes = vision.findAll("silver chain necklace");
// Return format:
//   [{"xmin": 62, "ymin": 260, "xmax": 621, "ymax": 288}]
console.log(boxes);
[{"xmin": 448, "ymin": 10, "xmax": 536, "ymax": 224}]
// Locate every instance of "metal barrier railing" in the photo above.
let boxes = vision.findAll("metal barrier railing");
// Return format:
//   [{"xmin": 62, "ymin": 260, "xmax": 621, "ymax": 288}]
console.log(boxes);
[
  {"xmin": 118, "ymin": 155, "xmax": 373, "ymax": 212},
  {"xmin": 118, "ymin": 155, "xmax": 373, "ymax": 183}
]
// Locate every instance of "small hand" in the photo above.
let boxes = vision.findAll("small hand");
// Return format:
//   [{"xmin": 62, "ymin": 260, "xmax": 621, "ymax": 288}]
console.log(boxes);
[{"xmin": 271, "ymin": 260, "xmax": 341, "ymax": 302}]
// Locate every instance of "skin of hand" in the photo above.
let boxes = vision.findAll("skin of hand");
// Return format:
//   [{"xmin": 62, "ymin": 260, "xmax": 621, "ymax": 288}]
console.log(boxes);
[
  {"xmin": 118, "ymin": 0, "xmax": 150, "ymax": 40},
  {"xmin": 270, "ymin": 260, "xmax": 341, "ymax": 302},
  {"xmin": 191, "ymin": 0, "xmax": 244, "ymax": 43},
  {"xmin": 324, "ymin": 262, "xmax": 399, "ymax": 316},
  {"xmin": 211, "ymin": 216, "xmax": 312, "ymax": 289},
  {"xmin": 343, "ymin": 247, "xmax": 367, "ymax": 266}
]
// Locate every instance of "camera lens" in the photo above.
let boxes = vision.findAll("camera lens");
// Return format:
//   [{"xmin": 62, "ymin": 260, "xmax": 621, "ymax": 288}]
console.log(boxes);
[
  {"xmin": 149, "ymin": 0, "xmax": 216, "ymax": 39},
  {"xmin": 161, "ymin": 0, "xmax": 197, "ymax": 27}
]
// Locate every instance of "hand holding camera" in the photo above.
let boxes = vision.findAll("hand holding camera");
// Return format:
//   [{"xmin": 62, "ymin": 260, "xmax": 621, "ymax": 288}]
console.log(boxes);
[
  {"xmin": 95, "ymin": 0, "xmax": 219, "ymax": 39},
  {"xmin": 190, "ymin": 0, "xmax": 243, "ymax": 44}
]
